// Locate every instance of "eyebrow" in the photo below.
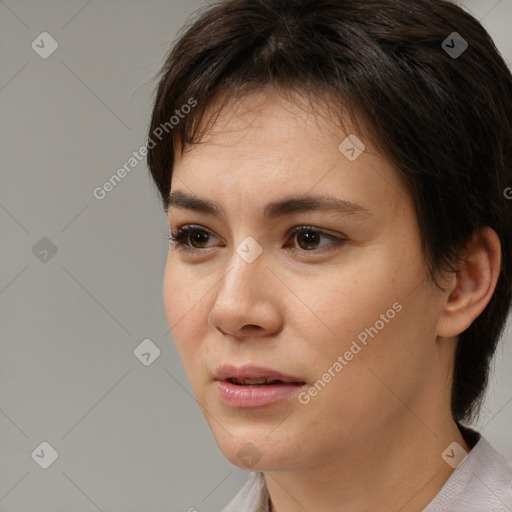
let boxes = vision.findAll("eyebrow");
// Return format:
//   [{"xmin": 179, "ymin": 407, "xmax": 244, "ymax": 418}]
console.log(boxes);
[{"xmin": 167, "ymin": 190, "xmax": 371, "ymax": 220}]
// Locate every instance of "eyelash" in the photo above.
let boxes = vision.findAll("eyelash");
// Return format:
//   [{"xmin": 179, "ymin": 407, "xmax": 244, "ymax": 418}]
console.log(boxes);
[{"xmin": 167, "ymin": 224, "xmax": 346, "ymax": 255}]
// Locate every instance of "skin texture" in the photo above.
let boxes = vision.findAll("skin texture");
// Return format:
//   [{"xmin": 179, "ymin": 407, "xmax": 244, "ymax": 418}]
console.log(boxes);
[{"xmin": 163, "ymin": 89, "xmax": 501, "ymax": 511}]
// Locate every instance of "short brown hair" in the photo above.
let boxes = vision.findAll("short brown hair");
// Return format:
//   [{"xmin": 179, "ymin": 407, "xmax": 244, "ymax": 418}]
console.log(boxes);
[{"xmin": 147, "ymin": 0, "xmax": 512, "ymax": 422}]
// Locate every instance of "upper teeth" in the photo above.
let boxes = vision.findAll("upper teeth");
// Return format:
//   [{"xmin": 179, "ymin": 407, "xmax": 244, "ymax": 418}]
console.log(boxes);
[{"xmin": 231, "ymin": 377, "xmax": 278, "ymax": 385}]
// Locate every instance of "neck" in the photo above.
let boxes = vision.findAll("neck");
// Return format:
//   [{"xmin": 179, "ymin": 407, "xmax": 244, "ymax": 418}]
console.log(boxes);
[{"xmin": 265, "ymin": 410, "xmax": 470, "ymax": 512}]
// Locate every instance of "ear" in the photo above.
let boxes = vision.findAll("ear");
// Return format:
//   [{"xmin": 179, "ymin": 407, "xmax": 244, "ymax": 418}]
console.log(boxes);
[{"xmin": 437, "ymin": 227, "xmax": 501, "ymax": 338}]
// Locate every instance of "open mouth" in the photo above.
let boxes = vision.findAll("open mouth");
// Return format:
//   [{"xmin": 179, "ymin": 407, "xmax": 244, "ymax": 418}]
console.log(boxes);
[
  {"xmin": 226, "ymin": 377, "xmax": 304, "ymax": 386},
  {"xmin": 214, "ymin": 365, "xmax": 307, "ymax": 407}
]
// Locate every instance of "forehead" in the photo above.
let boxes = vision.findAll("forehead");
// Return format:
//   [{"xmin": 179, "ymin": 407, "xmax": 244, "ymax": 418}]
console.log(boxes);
[
  {"xmin": 170, "ymin": 90, "xmax": 410, "ymax": 222},
  {"xmin": 178, "ymin": 89, "xmax": 364, "ymax": 162}
]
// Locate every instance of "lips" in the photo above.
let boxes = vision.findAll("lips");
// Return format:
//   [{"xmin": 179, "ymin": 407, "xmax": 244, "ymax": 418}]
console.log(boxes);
[
  {"xmin": 227, "ymin": 377, "xmax": 287, "ymax": 386},
  {"xmin": 214, "ymin": 364, "xmax": 306, "ymax": 385},
  {"xmin": 214, "ymin": 365, "xmax": 307, "ymax": 408}
]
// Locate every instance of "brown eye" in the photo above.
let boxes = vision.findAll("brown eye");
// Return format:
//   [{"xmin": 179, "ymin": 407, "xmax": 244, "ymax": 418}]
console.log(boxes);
[
  {"xmin": 296, "ymin": 230, "xmax": 322, "ymax": 250},
  {"xmin": 289, "ymin": 227, "xmax": 343, "ymax": 252},
  {"xmin": 187, "ymin": 229, "xmax": 211, "ymax": 248},
  {"xmin": 169, "ymin": 224, "xmax": 345, "ymax": 255},
  {"xmin": 168, "ymin": 225, "xmax": 217, "ymax": 251}
]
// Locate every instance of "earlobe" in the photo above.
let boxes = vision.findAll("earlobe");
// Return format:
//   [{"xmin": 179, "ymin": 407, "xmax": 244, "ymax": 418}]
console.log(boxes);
[{"xmin": 437, "ymin": 227, "xmax": 501, "ymax": 339}]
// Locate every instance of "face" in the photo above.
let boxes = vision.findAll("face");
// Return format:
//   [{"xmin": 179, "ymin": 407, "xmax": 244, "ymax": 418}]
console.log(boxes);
[{"xmin": 163, "ymin": 91, "xmax": 447, "ymax": 471}]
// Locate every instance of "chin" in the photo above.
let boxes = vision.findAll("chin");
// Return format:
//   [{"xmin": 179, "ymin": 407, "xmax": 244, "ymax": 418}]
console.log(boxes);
[{"xmin": 211, "ymin": 425, "xmax": 304, "ymax": 471}]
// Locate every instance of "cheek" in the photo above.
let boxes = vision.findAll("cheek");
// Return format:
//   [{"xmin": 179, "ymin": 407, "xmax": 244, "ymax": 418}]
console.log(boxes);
[
  {"xmin": 163, "ymin": 255, "xmax": 201, "ymax": 326},
  {"xmin": 163, "ymin": 256, "xmax": 203, "ymax": 357},
  {"xmin": 302, "ymin": 283, "xmax": 438, "ymax": 435},
  {"xmin": 301, "ymin": 262, "xmax": 400, "ymax": 352},
  {"xmin": 163, "ymin": 258, "xmax": 183, "ymax": 332},
  {"xmin": 294, "ymin": 251, "xmax": 429, "ymax": 395},
  {"xmin": 292, "ymin": 312, "xmax": 413, "ymax": 446},
  {"xmin": 163, "ymin": 256, "xmax": 222, "ymax": 391}
]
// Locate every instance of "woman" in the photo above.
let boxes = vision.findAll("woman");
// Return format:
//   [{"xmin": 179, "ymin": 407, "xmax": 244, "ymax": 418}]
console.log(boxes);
[{"xmin": 146, "ymin": 0, "xmax": 512, "ymax": 510}]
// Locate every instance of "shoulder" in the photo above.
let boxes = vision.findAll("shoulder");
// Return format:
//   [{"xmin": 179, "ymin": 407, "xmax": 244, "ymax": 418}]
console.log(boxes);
[{"xmin": 424, "ymin": 434, "xmax": 512, "ymax": 511}]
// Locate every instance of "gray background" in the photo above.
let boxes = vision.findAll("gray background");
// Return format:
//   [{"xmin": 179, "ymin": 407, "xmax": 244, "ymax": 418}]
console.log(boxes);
[{"xmin": 0, "ymin": 0, "xmax": 511, "ymax": 510}]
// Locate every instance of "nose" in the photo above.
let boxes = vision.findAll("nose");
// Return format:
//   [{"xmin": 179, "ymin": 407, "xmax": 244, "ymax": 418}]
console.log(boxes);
[{"xmin": 208, "ymin": 250, "xmax": 282, "ymax": 340}]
